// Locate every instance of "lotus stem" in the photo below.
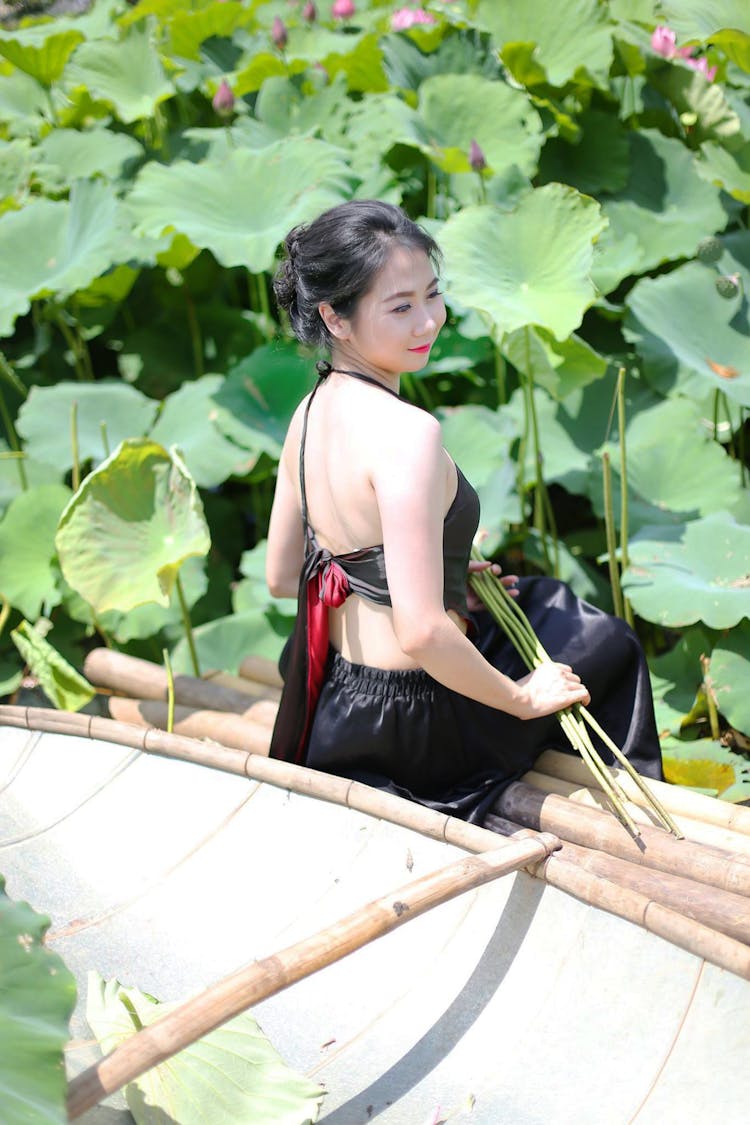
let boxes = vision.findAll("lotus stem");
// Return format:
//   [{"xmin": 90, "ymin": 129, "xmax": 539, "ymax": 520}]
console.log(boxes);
[
  {"xmin": 494, "ymin": 344, "xmax": 506, "ymax": 407},
  {"xmin": 100, "ymin": 421, "xmax": 110, "ymax": 459},
  {"xmin": 700, "ymin": 653, "xmax": 721, "ymax": 742},
  {"xmin": 470, "ymin": 546, "xmax": 679, "ymax": 837},
  {"xmin": 0, "ymin": 351, "xmax": 27, "ymax": 399},
  {"xmin": 426, "ymin": 165, "xmax": 437, "ymax": 219},
  {"xmin": 71, "ymin": 401, "xmax": 80, "ymax": 493},
  {"xmin": 0, "ymin": 386, "xmax": 28, "ymax": 491},
  {"xmin": 163, "ymin": 647, "xmax": 175, "ymax": 734},
  {"xmin": 602, "ymin": 451, "xmax": 625, "ymax": 619},
  {"xmin": 184, "ymin": 288, "xmax": 204, "ymax": 378},
  {"xmin": 0, "ymin": 596, "xmax": 10, "ymax": 641},
  {"xmin": 175, "ymin": 572, "xmax": 200, "ymax": 678},
  {"xmin": 616, "ymin": 367, "xmax": 634, "ymax": 628}
]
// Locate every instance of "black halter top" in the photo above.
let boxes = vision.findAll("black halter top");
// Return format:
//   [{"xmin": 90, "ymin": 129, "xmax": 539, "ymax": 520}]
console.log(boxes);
[{"xmin": 269, "ymin": 365, "xmax": 480, "ymax": 765}]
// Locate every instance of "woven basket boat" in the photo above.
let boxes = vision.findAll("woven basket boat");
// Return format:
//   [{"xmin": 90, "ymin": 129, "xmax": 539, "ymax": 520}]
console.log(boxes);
[{"xmin": 3, "ymin": 708, "xmax": 750, "ymax": 1125}]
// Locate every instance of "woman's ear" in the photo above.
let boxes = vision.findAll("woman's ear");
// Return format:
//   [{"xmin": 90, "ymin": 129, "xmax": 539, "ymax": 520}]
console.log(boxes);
[{"xmin": 318, "ymin": 302, "xmax": 350, "ymax": 340}]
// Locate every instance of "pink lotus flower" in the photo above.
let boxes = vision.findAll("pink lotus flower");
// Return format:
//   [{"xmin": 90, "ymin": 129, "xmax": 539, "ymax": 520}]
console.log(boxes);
[
  {"xmin": 686, "ymin": 55, "xmax": 718, "ymax": 82},
  {"xmin": 332, "ymin": 0, "xmax": 355, "ymax": 17},
  {"xmin": 651, "ymin": 25, "xmax": 677, "ymax": 58},
  {"xmin": 272, "ymin": 16, "xmax": 288, "ymax": 49},
  {"xmin": 469, "ymin": 138, "xmax": 486, "ymax": 172},
  {"xmin": 303, "ymin": 0, "xmax": 317, "ymax": 20},
  {"xmin": 212, "ymin": 79, "xmax": 235, "ymax": 116},
  {"xmin": 391, "ymin": 7, "xmax": 436, "ymax": 31}
]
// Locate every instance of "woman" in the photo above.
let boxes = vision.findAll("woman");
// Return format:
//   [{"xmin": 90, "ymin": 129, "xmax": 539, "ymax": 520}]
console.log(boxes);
[{"xmin": 266, "ymin": 200, "xmax": 662, "ymax": 825}]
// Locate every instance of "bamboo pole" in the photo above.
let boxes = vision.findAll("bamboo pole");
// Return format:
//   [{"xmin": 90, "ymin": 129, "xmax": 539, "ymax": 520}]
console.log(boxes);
[
  {"xmin": 537, "ymin": 749, "xmax": 750, "ymax": 837},
  {"xmin": 203, "ymin": 669, "xmax": 281, "ymax": 702},
  {"xmin": 107, "ymin": 698, "xmax": 273, "ymax": 754},
  {"xmin": 66, "ymin": 837, "xmax": 557, "ymax": 1119},
  {"xmin": 238, "ymin": 654, "xmax": 283, "ymax": 689},
  {"xmin": 84, "ymin": 650, "xmax": 279, "ymax": 715},
  {"xmin": 524, "ymin": 769, "xmax": 750, "ymax": 859},
  {"xmin": 496, "ymin": 782, "xmax": 750, "ymax": 897},
  {"xmin": 2, "ymin": 707, "xmax": 748, "ymax": 980}
]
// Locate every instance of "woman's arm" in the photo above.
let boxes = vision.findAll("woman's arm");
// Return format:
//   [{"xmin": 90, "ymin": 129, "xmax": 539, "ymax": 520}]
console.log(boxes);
[
  {"xmin": 375, "ymin": 415, "xmax": 589, "ymax": 720},
  {"xmin": 266, "ymin": 441, "xmax": 305, "ymax": 600}
]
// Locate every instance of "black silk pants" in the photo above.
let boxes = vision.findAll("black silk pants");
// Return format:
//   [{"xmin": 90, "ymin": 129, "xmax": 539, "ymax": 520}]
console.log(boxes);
[{"xmin": 304, "ymin": 576, "xmax": 664, "ymax": 825}]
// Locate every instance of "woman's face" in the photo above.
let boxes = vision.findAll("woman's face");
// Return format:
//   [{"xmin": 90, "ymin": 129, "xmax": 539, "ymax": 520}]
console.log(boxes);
[{"xmin": 330, "ymin": 244, "xmax": 446, "ymax": 377}]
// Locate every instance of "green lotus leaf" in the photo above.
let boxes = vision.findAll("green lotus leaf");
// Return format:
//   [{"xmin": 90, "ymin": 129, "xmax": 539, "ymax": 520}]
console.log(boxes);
[
  {"xmin": 414, "ymin": 73, "xmax": 543, "ymax": 177},
  {"xmin": 10, "ymin": 619, "xmax": 94, "ymax": 711},
  {"xmin": 235, "ymin": 540, "xmax": 296, "ymax": 617},
  {"xmin": 698, "ymin": 138, "xmax": 750, "ymax": 203},
  {"xmin": 438, "ymin": 404, "xmax": 516, "ymax": 488},
  {"xmin": 0, "ymin": 449, "xmax": 61, "ymax": 517},
  {"xmin": 650, "ymin": 67, "xmax": 740, "ymax": 147},
  {"xmin": 0, "ymin": 876, "xmax": 77, "ymax": 1125},
  {"xmin": 34, "ymin": 127, "xmax": 144, "ymax": 190},
  {"xmin": 475, "ymin": 0, "xmax": 614, "ymax": 87},
  {"xmin": 539, "ymin": 109, "xmax": 630, "ymax": 195},
  {"xmin": 649, "ymin": 625, "xmax": 710, "ymax": 737},
  {"xmin": 417, "ymin": 324, "xmax": 493, "ymax": 377},
  {"xmin": 623, "ymin": 256, "xmax": 750, "ymax": 407},
  {"xmin": 171, "ymin": 607, "xmax": 289, "ymax": 675},
  {"xmin": 0, "ymin": 25, "xmax": 83, "ymax": 86},
  {"xmin": 17, "ymin": 382, "xmax": 158, "ymax": 472},
  {"xmin": 591, "ymin": 397, "xmax": 745, "ymax": 532},
  {"xmin": 599, "ymin": 129, "xmax": 726, "ymax": 282},
  {"xmin": 0, "ymin": 483, "xmax": 71, "ymax": 618},
  {"xmin": 168, "ymin": 1, "xmax": 250, "ymax": 60},
  {"xmin": 622, "ymin": 511, "xmax": 750, "ymax": 628},
  {"xmin": 474, "ymin": 463, "xmax": 524, "ymax": 553},
  {"xmin": 87, "ymin": 972, "xmax": 323, "ymax": 1124},
  {"xmin": 64, "ymin": 22, "xmax": 174, "ymax": 124},
  {"xmin": 0, "ymin": 68, "xmax": 48, "ymax": 124},
  {"xmin": 55, "ymin": 439, "xmax": 211, "ymax": 614},
  {"xmin": 709, "ymin": 28, "xmax": 750, "ymax": 72},
  {"xmin": 0, "ymin": 654, "xmax": 23, "ymax": 698},
  {"xmin": 522, "ymin": 528, "xmax": 609, "ymax": 605},
  {"xmin": 711, "ymin": 621, "xmax": 750, "ymax": 736},
  {"xmin": 127, "ymin": 138, "xmax": 351, "ymax": 273},
  {"xmin": 0, "ymin": 139, "xmax": 33, "ymax": 210},
  {"xmin": 661, "ymin": 740, "xmax": 750, "ymax": 802},
  {"xmin": 149, "ymin": 375, "xmax": 255, "ymax": 488},
  {"xmin": 502, "ymin": 325, "xmax": 608, "ymax": 400},
  {"xmin": 0, "ymin": 180, "xmax": 132, "ymax": 338},
  {"xmin": 503, "ymin": 385, "xmax": 593, "ymax": 496},
  {"xmin": 658, "ymin": 0, "xmax": 750, "ymax": 39},
  {"xmin": 98, "ymin": 555, "xmax": 208, "ymax": 644},
  {"xmin": 440, "ymin": 186, "xmax": 607, "ymax": 341},
  {"xmin": 213, "ymin": 342, "xmax": 316, "ymax": 457},
  {"xmin": 323, "ymin": 32, "xmax": 389, "ymax": 94}
]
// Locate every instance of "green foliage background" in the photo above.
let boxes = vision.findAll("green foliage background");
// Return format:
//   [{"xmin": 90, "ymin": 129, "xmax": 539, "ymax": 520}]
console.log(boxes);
[{"xmin": 1, "ymin": 0, "xmax": 749, "ymax": 758}]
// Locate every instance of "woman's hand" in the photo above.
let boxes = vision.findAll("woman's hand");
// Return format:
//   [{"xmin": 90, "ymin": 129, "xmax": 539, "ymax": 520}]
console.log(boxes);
[
  {"xmin": 466, "ymin": 559, "xmax": 518, "ymax": 612},
  {"xmin": 514, "ymin": 662, "xmax": 591, "ymax": 720}
]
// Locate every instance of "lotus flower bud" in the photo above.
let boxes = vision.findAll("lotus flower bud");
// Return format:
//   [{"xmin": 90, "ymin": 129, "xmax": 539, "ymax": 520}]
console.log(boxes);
[
  {"xmin": 303, "ymin": 0, "xmax": 316, "ymax": 20},
  {"xmin": 332, "ymin": 0, "xmax": 355, "ymax": 19},
  {"xmin": 651, "ymin": 25, "xmax": 677, "ymax": 58},
  {"xmin": 212, "ymin": 79, "xmax": 235, "ymax": 117},
  {"xmin": 697, "ymin": 236, "xmax": 722, "ymax": 264},
  {"xmin": 272, "ymin": 16, "xmax": 288, "ymax": 49},
  {"xmin": 469, "ymin": 138, "xmax": 487, "ymax": 173},
  {"xmin": 715, "ymin": 273, "xmax": 740, "ymax": 299}
]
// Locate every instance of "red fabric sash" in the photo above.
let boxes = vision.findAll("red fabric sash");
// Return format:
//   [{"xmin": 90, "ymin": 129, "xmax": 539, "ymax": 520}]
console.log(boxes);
[{"xmin": 301, "ymin": 559, "xmax": 351, "ymax": 753}]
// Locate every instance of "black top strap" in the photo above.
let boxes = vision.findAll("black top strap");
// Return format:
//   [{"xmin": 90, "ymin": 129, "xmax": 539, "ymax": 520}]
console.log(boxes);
[{"xmin": 298, "ymin": 365, "xmax": 401, "ymax": 537}]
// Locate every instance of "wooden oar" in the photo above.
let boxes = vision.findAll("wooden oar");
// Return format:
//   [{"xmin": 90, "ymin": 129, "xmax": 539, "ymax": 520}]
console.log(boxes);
[
  {"xmin": 3, "ymin": 706, "xmax": 748, "ymax": 979},
  {"xmin": 537, "ymin": 749, "xmax": 750, "ymax": 837},
  {"xmin": 66, "ymin": 835, "xmax": 558, "ymax": 1119},
  {"xmin": 496, "ymin": 781, "xmax": 750, "ymax": 897},
  {"xmin": 524, "ymin": 769, "xmax": 750, "ymax": 858}
]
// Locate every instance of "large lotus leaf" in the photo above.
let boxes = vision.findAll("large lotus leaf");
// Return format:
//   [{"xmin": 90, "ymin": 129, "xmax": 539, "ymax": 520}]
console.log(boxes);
[
  {"xmin": 0, "ymin": 68, "xmax": 48, "ymax": 124},
  {"xmin": 0, "ymin": 876, "xmax": 77, "ymax": 1125},
  {"xmin": 711, "ymin": 621, "xmax": 750, "ymax": 736},
  {"xmin": 709, "ymin": 28, "xmax": 750, "ymax": 72},
  {"xmin": 590, "ymin": 396, "xmax": 745, "ymax": 532},
  {"xmin": 0, "ymin": 449, "xmax": 61, "ymax": 516},
  {"xmin": 502, "ymin": 325, "xmax": 608, "ymax": 400},
  {"xmin": 127, "ymin": 138, "xmax": 350, "ymax": 273},
  {"xmin": 0, "ymin": 180, "xmax": 131, "ymax": 338},
  {"xmin": 440, "ymin": 186, "xmax": 607, "ymax": 341},
  {"xmin": 597, "ymin": 130, "xmax": 726, "ymax": 286},
  {"xmin": 87, "ymin": 972, "xmax": 323, "ymax": 1125},
  {"xmin": 234, "ymin": 540, "xmax": 296, "ymax": 617},
  {"xmin": 0, "ymin": 654, "xmax": 22, "ymax": 698},
  {"xmin": 34, "ymin": 127, "xmax": 144, "ymax": 190},
  {"xmin": 475, "ymin": 0, "xmax": 613, "ymax": 87},
  {"xmin": 0, "ymin": 25, "xmax": 83, "ymax": 85},
  {"xmin": 648, "ymin": 625, "xmax": 710, "ymax": 737},
  {"xmin": 171, "ymin": 607, "xmax": 289, "ymax": 675},
  {"xmin": 650, "ymin": 67, "xmax": 741, "ymax": 147},
  {"xmin": 11, "ymin": 619, "xmax": 94, "ymax": 711},
  {"xmin": 698, "ymin": 138, "xmax": 750, "ymax": 203},
  {"xmin": 438, "ymin": 404, "xmax": 516, "ymax": 488},
  {"xmin": 0, "ymin": 139, "xmax": 33, "ymax": 210},
  {"xmin": 623, "ymin": 258, "xmax": 750, "ymax": 407},
  {"xmin": 167, "ymin": 1, "xmax": 250, "ymax": 60},
  {"xmin": 658, "ymin": 0, "xmax": 750, "ymax": 39},
  {"xmin": 538, "ymin": 110, "xmax": 630, "ymax": 195},
  {"xmin": 253, "ymin": 73, "xmax": 350, "ymax": 144},
  {"xmin": 321, "ymin": 32, "xmax": 389, "ymax": 95},
  {"xmin": 622, "ymin": 512, "xmax": 750, "ymax": 628},
  {"xmin": 503, "ymin": 385, "xmax": 593, "ymax": 496},
  {"xmin": 149, "ymin": 375, "xmax": 255, "ymax": 488},
  {"xmin": 661, "ymin": 741, "xmax": 750, "ymax": 803},
  {"xmin": 413, "ymin": 74, "xmax": 543, "ymax": 177},
  {"xmin": 417, "ymin": 323, "xmax": 493, "ymax": 377},
  {"xmin": 64, "ymin": 23, "xmax": 174, "ymax": 124},
  {"xmin": 0, "ymin": 483, "xmax": 71, "ymax": 618},
  {"xmin": 213, "ymin": 343, "xmax": 316, "ymax": 457},
  {"xmin": 91, "ymin": 555, "xmax": 209, "ymax": 644},
  {"xmin": 55, "ymin": 439, "xmax": 210, "ymax": 614},
  {"xmin": 17, "ymin": 382, "xmax": 158, "ymax": 472}
]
